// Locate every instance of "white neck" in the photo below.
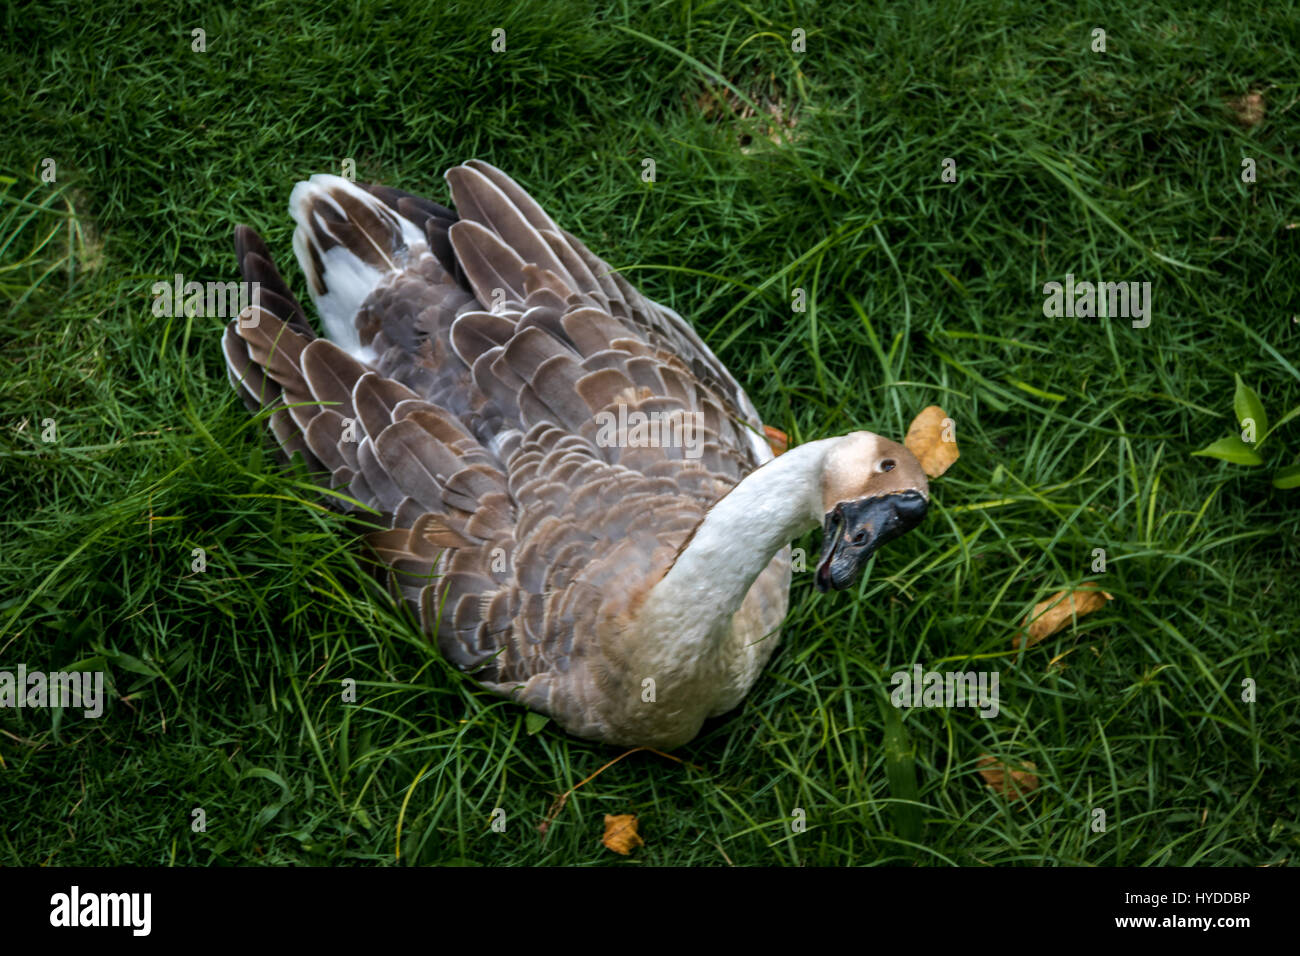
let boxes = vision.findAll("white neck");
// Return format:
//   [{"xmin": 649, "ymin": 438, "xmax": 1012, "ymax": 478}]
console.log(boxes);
[{"xmin": 639, "ymin": 438, "xmax": 837, "ymax": 645}]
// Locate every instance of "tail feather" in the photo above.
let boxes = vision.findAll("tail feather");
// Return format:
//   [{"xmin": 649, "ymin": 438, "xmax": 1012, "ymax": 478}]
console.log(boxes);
[{"xmin": 288, "ymin": 174, "xmax": 427, "ymax": 361}]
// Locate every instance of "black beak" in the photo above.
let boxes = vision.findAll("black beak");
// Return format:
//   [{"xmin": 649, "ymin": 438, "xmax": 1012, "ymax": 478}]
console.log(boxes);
[{"xmin": 815, "ymin": 491, "xmax": 928, "ymax": 593}]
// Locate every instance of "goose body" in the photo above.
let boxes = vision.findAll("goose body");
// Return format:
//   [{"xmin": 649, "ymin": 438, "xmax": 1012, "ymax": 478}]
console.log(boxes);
[{"xmin": 223, "ymin": 161, "xmax": 929, "ymax": 748}]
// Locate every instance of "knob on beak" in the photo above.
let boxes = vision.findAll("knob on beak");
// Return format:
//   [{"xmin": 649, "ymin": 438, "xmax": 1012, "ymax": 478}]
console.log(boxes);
[{"xmin": 815, "ymin": 490, "xmax": 928, "ymax": 592}]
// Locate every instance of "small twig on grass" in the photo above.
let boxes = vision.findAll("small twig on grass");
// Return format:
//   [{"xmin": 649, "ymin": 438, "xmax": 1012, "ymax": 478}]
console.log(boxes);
[{"xmin": 538, "ymin": 746, "xmax": 697, "ymax": 835}]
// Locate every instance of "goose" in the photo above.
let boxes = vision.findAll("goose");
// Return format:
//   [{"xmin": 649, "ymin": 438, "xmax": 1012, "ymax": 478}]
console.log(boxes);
[{"xmin": 222, "ymin": 161, "xmax": 931, "ymax": 749}]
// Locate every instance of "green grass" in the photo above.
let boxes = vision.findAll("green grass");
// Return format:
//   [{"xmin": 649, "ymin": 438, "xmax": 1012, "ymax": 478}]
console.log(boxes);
[{"xmin": 1, "ymin": 0, "xmax": 1297, "ymax": 866}]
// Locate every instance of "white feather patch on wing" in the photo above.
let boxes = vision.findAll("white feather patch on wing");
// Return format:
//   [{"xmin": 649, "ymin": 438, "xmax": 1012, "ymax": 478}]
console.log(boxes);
[{"xmin": 289, "ymin": 174, "xmax": 424, "ymax": 363}]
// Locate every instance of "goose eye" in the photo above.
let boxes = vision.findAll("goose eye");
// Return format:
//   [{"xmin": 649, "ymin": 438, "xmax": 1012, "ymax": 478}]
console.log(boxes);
[{"xmin": 880, "ymin": 459, "xmax": 896, "ymax": 472}]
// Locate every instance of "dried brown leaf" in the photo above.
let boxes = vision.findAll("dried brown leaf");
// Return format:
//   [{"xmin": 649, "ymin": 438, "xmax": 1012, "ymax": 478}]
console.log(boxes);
[
  {"xmin": 1016, "ymin": 583, "xmax": 1113, "ymax": 648},
  {"xmin": 1228, "ymin": 90, "xmax": 1265, "ymax": 127},
  {"xmin": 904, "ymin": 405, "xmax": 960, "ymax": 477},
  {"xmin": 977, "ymin": 754, "xmax": 1039, "ymax": 801},
  {"xmin": 602, "ymin": 814, "xmax": 644, "ymax": 855},
  {"xmin": 691, "ymin": 69, "xmax": 801, "ymax": 153}
]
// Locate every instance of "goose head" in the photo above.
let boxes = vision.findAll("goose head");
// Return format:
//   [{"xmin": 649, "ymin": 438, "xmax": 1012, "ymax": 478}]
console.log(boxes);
[{"xmin": 816, "ymin": 432, "xmax": 929, "ymax": 592}]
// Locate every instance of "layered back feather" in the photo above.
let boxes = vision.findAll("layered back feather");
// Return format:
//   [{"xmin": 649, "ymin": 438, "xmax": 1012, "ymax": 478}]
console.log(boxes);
[{"xmin": 222, "ymin": 161, "xmax": 788, "ymax": 745}]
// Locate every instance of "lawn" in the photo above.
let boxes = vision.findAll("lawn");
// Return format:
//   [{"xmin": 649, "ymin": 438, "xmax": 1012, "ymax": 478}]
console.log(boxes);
[{"xmin": 1, "ymin": 0, "xmax": 1297, "ymax": 866}]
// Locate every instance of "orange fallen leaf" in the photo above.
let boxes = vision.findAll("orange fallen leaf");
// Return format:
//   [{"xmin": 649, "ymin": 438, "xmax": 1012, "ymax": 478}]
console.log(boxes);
[
  {"xmin": 904, "ymin": 405, "xmax": 960, "ymax": 477},
  {"xmin": 1016, "ymin": 583, "xmax": 1113, "ymax": 648},
  {"xmin": 977, "ymin": 754, "xmax": 1039, "ymax": 801},
  {"xmin": 602, "ymin": 814, "xmax": 644, "ymax": 855},
  {"xmin": 763, "ymin": 425, "xmax": 789, "ymax": 456}
]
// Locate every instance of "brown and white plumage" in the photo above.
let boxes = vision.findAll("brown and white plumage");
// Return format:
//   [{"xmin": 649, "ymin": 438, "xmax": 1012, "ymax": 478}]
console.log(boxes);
[{"xmin": 223, "ymin": 161, "xmax": 930, "ymax": 747}]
